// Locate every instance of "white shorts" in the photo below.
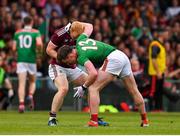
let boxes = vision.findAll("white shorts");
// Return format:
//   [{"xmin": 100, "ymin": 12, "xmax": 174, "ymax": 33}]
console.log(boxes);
[
  {"xmin": 100, "ymin": 50, "xmax": 132, "ymax": 78},
  {"xmin": 16, "ymin": 62, "xmax": 37, "ymax": 75},
  {"xmin": 48, "ymin": 64, "xmax": 86, "ymax": 82}
]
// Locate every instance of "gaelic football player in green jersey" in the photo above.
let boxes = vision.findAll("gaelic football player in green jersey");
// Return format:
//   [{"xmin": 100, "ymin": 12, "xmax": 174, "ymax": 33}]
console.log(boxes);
[
  {"xmin": 57, "ymin": 22, "xmax": 149, "ymax": 127},
  {"xmin": 13, "ymin": 16, "xmax": 43, "ymax": 113}
]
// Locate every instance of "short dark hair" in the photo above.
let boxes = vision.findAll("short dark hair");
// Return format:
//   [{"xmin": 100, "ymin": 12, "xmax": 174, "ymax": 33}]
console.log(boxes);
[
  {"xmin": 57, "ymin": 45, "xmax": 73, "ymax": 63},
  {"xmin": 23, "ymin": 16, "xmax": 33, "ymax": 25}
]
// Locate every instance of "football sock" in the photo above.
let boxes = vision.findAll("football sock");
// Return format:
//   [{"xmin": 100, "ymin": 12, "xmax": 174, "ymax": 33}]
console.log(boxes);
[
  {"xmin": 19, "ymin": 102, "xmax": 24, "ymax": 106},
  {"xmin": 49, "ymin": 112, "xmax": 56, "ymax": 120},
  {"xmin": 141, "ymin": 113, "xmax": 147, "ymax": 121},
  {"xmin": 91, "ymin": 113, "xmax": 98, "ymax": 122}
]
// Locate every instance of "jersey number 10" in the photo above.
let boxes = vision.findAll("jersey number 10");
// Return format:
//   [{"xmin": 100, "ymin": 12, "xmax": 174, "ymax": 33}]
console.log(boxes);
[{"xmin": 18, "ymin": 35, "xmax": 32, "ymax": 48}]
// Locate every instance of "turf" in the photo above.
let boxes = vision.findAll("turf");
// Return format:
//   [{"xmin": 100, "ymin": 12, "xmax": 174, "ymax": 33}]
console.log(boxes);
[{"xmin": 0, "ymin": 111, "xmax": 180, "ymax": 135}]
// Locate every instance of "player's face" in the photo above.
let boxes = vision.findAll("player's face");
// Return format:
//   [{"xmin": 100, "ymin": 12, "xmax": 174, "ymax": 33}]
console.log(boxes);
[
  {"xmin": 0, "ymin": 57, "xmax": 3, "ymax": 66},
  {"xmin": 63, "ymin": 49, "xmax": 77, "ymax": 65}
]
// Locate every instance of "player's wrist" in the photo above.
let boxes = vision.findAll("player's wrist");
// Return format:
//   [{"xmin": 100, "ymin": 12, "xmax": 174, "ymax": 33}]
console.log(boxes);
[{"xmin": 82, "ymin": 84, "xmax": 88, "ymax": 91}]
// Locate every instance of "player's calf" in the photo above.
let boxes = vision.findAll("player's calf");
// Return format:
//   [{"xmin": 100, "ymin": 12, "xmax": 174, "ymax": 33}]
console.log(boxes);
[{"xmin": 26, "ymin": 95, "xmax": 34, "ymax": 110}]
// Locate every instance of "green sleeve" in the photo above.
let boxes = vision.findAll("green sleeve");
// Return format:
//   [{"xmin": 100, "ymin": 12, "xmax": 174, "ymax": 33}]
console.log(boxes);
[
  {"xmin": 77, "ymin": 34, "xmax": 88, "ymax": 42},
  {"xmin": 77, "ymin": 55, "xmax": 89, "ymax": 66},
  {"xmin": 77, "ymin": 46, "xmax": 89, "ymax": 66},
  {"xmin": 13, "ymin": 34, "xmax": 17, "ymax": 41}
]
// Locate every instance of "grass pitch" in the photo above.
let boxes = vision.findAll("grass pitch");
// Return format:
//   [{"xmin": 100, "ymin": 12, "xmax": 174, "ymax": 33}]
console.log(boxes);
[{"xmin": 0, "ymin": 111, "xmax": 180, "ymax": 135}]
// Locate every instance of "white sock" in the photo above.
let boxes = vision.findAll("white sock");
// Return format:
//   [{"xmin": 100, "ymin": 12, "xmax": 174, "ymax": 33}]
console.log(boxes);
[{"xmin": 49, "ymin": 117, "xmax": 56, "ymax": 121}]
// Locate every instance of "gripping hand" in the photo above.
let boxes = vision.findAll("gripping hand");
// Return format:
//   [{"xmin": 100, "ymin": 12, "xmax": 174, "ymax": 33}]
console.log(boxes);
[{"xmin": 73, "ymin": 85, "xmax": 87, "ymax": 98}]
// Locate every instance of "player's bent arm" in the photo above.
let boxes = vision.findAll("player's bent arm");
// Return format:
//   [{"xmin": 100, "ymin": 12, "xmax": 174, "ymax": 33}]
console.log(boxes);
[
  {"xmin": 46, "ymin": 41, "xmax": 58, "ymax": 59},
  {"xmin": 83, "ymin": 60, "xmax": 98, "ymax": 87},
  {"xmin": 5, "ymin": 78, "xmax": 13, "ymax": 90},
  {"xmin": 36, "ymin": 37, "xmax": 43, "ymax": 57},
  {"xmin": 36, "ymin": 37, "xmax": 43, "ymax": 47},
  {"xmin": 12, "ymin": 41, "xmax": 16, "ymax": 51},
  {"xmin": 81, "ymin": 22, "xmax": 93, "ymax": 37},
  {"xmin": 5, "ymin": 78, "xmax": 14, "ymax": 98}
]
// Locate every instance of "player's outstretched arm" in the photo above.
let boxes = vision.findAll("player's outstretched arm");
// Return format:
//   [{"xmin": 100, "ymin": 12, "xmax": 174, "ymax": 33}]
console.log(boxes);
[
  {"xmin": 73, "ymin": 60, "xmax": 97, "ymax": 98},
  {"xmin": 83, "ymin": 60, "xmax": 98, "ymax": 87},
  {"xmin": 80, "ymin": 22, "xmax": 93, "ymax": 37},
  {"xmin": 36, "ymin": 36, "xmax": 43, "ymax": 59}
]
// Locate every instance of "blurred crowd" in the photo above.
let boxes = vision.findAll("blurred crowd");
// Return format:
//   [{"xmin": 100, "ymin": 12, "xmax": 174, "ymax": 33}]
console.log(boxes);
[{"xmin": 0, "ymin": 0, "xmax": 179, "ymax": 110}]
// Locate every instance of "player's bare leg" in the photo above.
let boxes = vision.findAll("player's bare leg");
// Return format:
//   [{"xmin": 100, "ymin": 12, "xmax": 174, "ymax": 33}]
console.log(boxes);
[
  {"xmin": 73, "ymin": 72, "xmax": 110, "ymax": 126},
  {"xmin": 27, "ymin": 74, "xmax": 36, "ymax": 110},
  {"xmin": 122, "ymin": 74, "xmax": 149, "ymax": 127},
  {"xmin": 18, "ymin": 72, "xmax": 27, "ymax": 113},
  {"xmin": 88, "ymin": 70, "xmax": 115, "ymax": 126},
  {"xmin": 48, "ymin": 73, "xmax": 69, "ymax": 126}
]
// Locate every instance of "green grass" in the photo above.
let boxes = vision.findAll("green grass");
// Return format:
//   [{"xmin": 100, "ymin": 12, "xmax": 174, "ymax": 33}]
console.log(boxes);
[{"xmin": 0, "ymin": 111, "xmax": 180, "ymax": 135}]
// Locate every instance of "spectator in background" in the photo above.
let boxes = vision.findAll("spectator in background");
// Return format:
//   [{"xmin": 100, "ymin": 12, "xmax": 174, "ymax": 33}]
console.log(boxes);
[
  {"xmin": 12, "ymin": 16, "xmax": 43, "ymax": 113},
  {"xmin": 148, "ymin": 30, "xmax": 168, "ymax": 111},
  {"xmin": 48, "ymin": 9, "xmax": 62, "ymax": 37},
  {"xmin": 46, "ymin": 0, "xmax": 63, "ymax": 18},
  {"xmin": 0, "ymin": 56, "xmax": 14, "ymax": 110},
  {"xmin": 3, "ymin": 12, "xmax": 15, "ymax": 44},
  {"xmin": 166, "ymin": 0, "xmax": 180, "ymax": 19},
  {"xmin": 100, "ymin": 18, "xmax": 112, "ymax": 44},
  {"xmin": 163, "ymin": 54, "xmax": 180, "ymax": 103}
]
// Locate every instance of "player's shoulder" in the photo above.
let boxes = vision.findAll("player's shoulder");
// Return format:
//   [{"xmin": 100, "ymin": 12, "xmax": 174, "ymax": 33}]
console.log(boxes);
[
  {"xmin": 54, "ymin": 26, "xmax": 68, "ymax": 37},
  {"xmin": 54, "ymin": 22, "xmax": 71, "ymax": 37},
  {"xmin": 14, "ymin": 29, "xmax": 24, "ymax": 34},
  {"xmin": 31, "ymin": 28, "xmax": 40, "ymax": 33}
]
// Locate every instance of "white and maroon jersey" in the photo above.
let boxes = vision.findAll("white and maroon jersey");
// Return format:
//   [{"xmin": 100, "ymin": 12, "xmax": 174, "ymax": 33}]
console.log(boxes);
[{"xmin": 49, "ymin": 23, "xmax": 76, "ymax": 68}]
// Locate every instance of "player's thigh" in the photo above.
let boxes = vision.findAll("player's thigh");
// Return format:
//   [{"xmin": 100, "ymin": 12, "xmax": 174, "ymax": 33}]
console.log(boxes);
[
  {"xmin": 48, "ymin": 64, "xmax": 69, "ymax": 91},
  {"xmin": 54, "ymin": 73, "xmax": 69, "ymax": 92},
  {"xmin": 90, "ymin": 70, "xmax": 115, "ymax": 91},
  {"xmin": 18, "ymin": 72, "xmax": 27, "ymax": 86},
  {"xmin": 25, "ymin": 63, "xmax": 37, "ymax": 83},
  {"xmin": 28, "ymin": 74, "xmax": 36, "ymax": 83},
  {"xmin": 72, "ymin": 72, "xmax": 87, "ymax": 86}
]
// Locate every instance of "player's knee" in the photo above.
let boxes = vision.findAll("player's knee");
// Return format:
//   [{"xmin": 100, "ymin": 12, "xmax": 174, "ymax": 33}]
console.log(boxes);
[
  {"xmin": 89, "ymin": 85, "xmax": 100, "ymax": 92},
  {"xmin": 58, "ymin": 87, "xmax": 68, "ymax": 96}
]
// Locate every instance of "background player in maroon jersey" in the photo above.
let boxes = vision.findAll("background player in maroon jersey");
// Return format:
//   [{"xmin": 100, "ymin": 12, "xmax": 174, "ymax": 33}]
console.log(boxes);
[{"xmin": 46, "ymin": 21, "xmax": 95, "ymax": 126}]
